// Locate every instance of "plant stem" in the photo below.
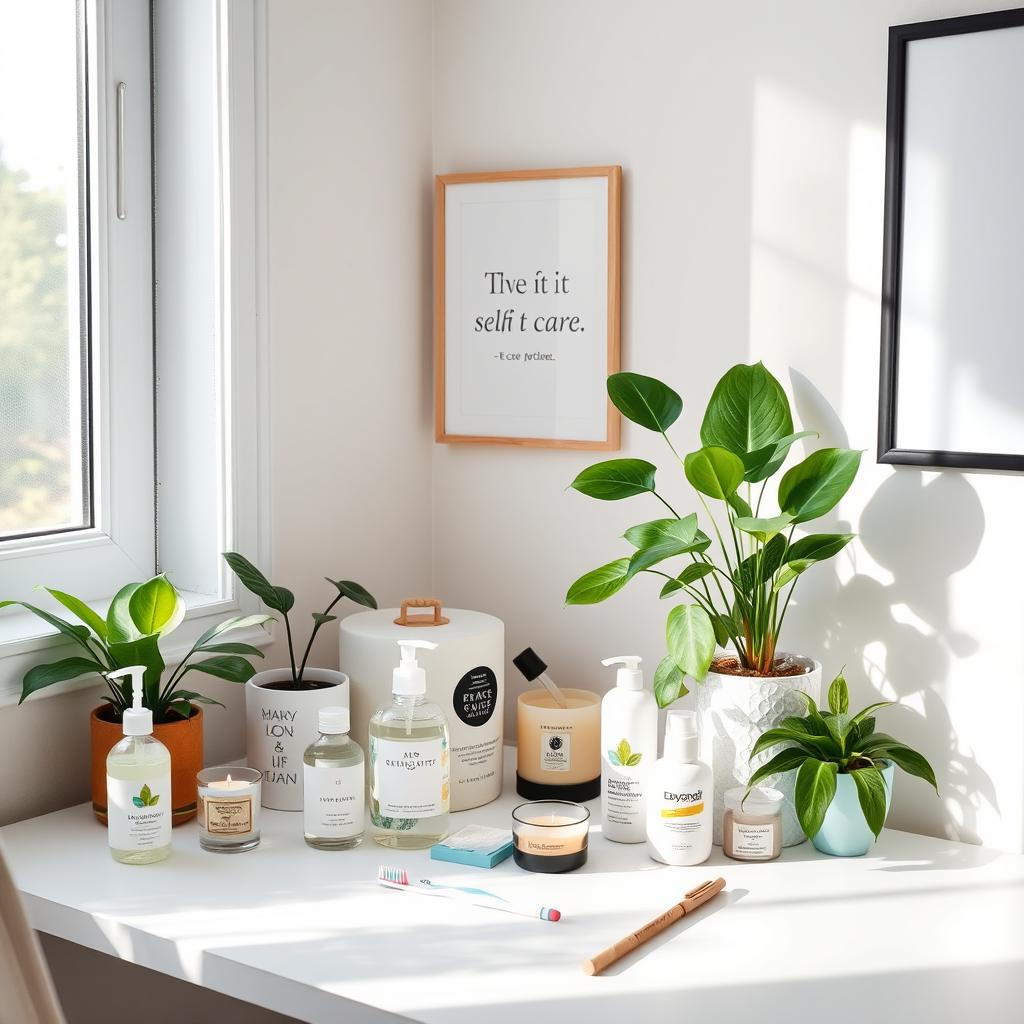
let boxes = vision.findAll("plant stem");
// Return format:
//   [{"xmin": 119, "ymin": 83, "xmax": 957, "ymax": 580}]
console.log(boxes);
[
  {"xmin": 296, "ymin": 593, "xmax": 344, "ymax": 682},
  {"xmin": 653, "ymin": 490, "xmax": 681, "ymax": 518},
  {"xmin": 283, "ymin": 612, "xmax": 298, "ymax": 685}
]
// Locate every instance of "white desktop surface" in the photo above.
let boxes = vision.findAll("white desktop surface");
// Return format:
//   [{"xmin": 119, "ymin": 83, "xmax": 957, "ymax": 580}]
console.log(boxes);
[{"xmin": 2, "ymin": 748, "xmax": 1023, "ymax": 1024}]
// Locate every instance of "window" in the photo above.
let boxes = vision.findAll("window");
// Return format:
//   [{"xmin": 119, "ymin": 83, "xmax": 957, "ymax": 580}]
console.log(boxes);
[{"xmin": 0, "ymin": 0, "xmax": 155, "ymax": 602}]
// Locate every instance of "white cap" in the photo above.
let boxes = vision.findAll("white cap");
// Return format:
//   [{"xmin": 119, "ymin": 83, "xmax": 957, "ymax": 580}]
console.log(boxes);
[
  {"xmin": 601, "ymin": 655, "xmax": 643, "ymax": 690},
  {"xmin": 664, "ymin": 709, "xmax": 699, "ymax": 762},
  {"xmin": 393, "ymin": 640, "xmax": 437, "ymax": 695},
  {"xmin": 107, "ymin": 666, "xmax": 151, "ymax": 736},
  {"xmin": 318, "ymin": 706, "xmax": 350, "ymax": 734}
]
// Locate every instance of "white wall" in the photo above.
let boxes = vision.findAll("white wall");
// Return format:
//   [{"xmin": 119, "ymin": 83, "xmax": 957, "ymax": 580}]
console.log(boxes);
[{"xmin": 431, "ymin": 0, "xmax": 1024, "ymax": 852}]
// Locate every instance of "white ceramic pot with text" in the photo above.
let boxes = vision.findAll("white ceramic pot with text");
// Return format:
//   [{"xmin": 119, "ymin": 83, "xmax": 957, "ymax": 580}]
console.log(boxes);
[
  {"xmin": 246, "ymin": 668, "xmax": 349, "ymax": 810},
  {"xmin": 696, "ymin": 653, "xmax": 821, "ymax": 847}
]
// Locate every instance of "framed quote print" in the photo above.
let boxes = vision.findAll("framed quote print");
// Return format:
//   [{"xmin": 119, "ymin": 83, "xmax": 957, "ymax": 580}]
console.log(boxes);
[{"xmin": 435, "ymin": 166, "xmax": 621, "ymax": 448}]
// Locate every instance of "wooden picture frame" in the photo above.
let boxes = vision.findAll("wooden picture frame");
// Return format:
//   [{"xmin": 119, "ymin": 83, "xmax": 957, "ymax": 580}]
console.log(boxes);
[{"xmin": 435, "ymin": 166, "xmax": 621, "ymax": 449}]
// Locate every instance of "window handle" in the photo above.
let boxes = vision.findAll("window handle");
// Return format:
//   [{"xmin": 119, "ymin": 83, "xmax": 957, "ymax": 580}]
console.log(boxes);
[{"xmin": 116, "ymin": 81, "xmax": 126, "ymax": 220}]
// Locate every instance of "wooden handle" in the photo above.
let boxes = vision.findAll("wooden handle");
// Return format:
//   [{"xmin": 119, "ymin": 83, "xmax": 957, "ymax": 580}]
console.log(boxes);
[
  {"xmin": 393, "ymin": 598, "xmax": 450, "ymax": 627},
  {"xmin": 583, "ymin": 877, "xmax": 725, "ymax": 976}
]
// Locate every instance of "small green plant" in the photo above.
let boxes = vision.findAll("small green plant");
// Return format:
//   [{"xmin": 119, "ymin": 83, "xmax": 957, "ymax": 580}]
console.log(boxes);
[
  {"xmin": 608, "ymin": 739, "xmax": 642, "ymax": 767},
  {"xmin": 745, "ymin": 671, "xmax": 938, "ymax": 840},
  {"xmin": 223, "ymin": 552, "xmax": 376, "ymax": 688},
  {"xmin": 566, "ymin": 363, "xmax": 862, "ymax": 706},
  {"xmin": 1, "ymin": 574, "xmax": 272, "ymax": 722},
  {"xmin": 133, "ymin": 784, "xmax": 160, "ymax": 808}
]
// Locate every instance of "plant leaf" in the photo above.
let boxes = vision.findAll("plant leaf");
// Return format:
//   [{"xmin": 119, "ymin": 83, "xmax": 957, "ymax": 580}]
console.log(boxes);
[
  {"xmin": 106, "ymin": 583, "xmax": 143, "ymax": 643},
  {"xmin": 751, "ymin": 725, "xmax": 841, "ymax": 760},
  {"xmin": 328, "ymin": 579, "xmax": 377, "ymax": 609},
  {"xmin": 20, "ymin": 657, "xmax": 103, "ymax": 703},
  {"xmin": 727, "ymin": 491, "xmax": 753, "ymax": 518},
  {"xmin": 628, "ymin": 533, "xmax": 712, "ymax": 579},
  {"xmin": 108, "ymin": 634, "xmax": 165, "ymax": 709},
  {"xmin": 828, "ymin": 672, "xmax": 849, "ymax": 715},
  {"xmin": 147, "ymin": 793, "xmax": 160, "ymax": 807},
  {"xmin": 666, "ymin": 604, "xmax": 716, "ymax": 682},
  {"xmin": 223, "ymin": 552, "xmax": 295, "ymax": 613},
  {"xmin": 700, "ymin": 362, "xmax": 794, "ymax": 460},
  {"xmin": 852, "ymin": 716, "xmax": 876, "ymax": 746},
  {"xmin": 606, "ymin": 372, "xmax": 682, "ymax": 432},
  {"xmin": 745, "ymin": 745, "xmax": 811, "ymax": 789},
  {"xmin": 140, "ymin": 784, "xmax": 152, "ymax": 803},
  {"xmin": 772, "ymin": 559, "xmax": 815, "ymax": 593},
  {"xmin": 683, "ymin": 446, "xmax": 744, "ymax": 500},
  {"xmin": 616, "ymin": 739, "xmax": 631, "ymax": 764},
  {"xmin": 850, "ymin": 701, "xmax": 894, "ymax": 730},
  {"xmin": 851, "ymin": 765, "xmax": 888, "ymax": 838},
  {"xmin": 868, "ymin": 744, "xmax": 938, "ymax": 792},
  {"xmin": 626, "ymin": 753, "xmax": 643, "ymax": 766},
  {"xmin": 165, "ymin": 688, "xmax": 226, "ymax": 709},
  {"xmin": 660, "ymin": 562, "xmax": 715, "ymax": 598},
  {"xmin": 733, "ymin": 513, "xmax": 794, "ymax": 543},
  {"xmin": 312, "ymin": 612, "xmax": 337, "ymax": 626},
  {"xmin": 565, "ymin": 558, "xmax": 632, "ymax": 605},
  {"xmin": 735, "ymin": 534, "xmax": 787, "ymax": 590},
  {"xmin": 128, "ymin": 575, "xmax": 184, "ymax": 636},
  {"xmin": 741, "ymin": 430, "xmax": 818, "ymax": 483},
  {"xmin": 652, "ymin": 654, "xmax": 689, "ymax": 708},
  {"xmin": 132, "ymin": 797, "xmax": 145, "ymax": 808},
  {"xmin": 624, "ymin": 515, "xmax": 698, "ymax": 550},
  {"xmin": 778, "ymin": 448, "xmax": 863, "ymax": 524},
  {"xmin": 786, "ymin": 532, "xmax": 855, "ymax": 564},
  {"xmin": 184, "ymin": 655, "xmax": 258, "ymax": 683},
  {"xmin": 607, "ymin": 750, "xmax": 621, "ymax": 765},
  {"xmin": 196, "ymin": 642, "xmax": 265, "ymax": 658},
  {"xmin": 195, "ymin": 613, "xmax": 274, "ymax": 648},
  {"xmin": 43, "ymin": 589, "xmax": 108, "ymax": 640},
  {"xmin": 794, "ymin": 758, "xmax": 838, "ymax": 838},
  {"xmin": 1, "ymin": 601, "xmax": 93, "ymax": 649},
  {"xmin": 570, "ymin": 459, "xmax": 657, "ymax": 501}
]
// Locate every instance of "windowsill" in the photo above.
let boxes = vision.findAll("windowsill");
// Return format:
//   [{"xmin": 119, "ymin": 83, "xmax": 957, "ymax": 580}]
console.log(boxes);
[{"xmin": 0, "ymin": 590, "xmax": 274, "ymax": 707}]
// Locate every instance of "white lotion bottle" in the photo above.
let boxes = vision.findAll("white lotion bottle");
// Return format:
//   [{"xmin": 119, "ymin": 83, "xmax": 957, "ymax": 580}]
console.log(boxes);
[
  {"xmin": 106, "ymin": 665, "xmax": 171, "ymax": 864},
  {"xmin": 600, "ymin": 656, "xmax": 658, "ymax": 843},
  {"xmin": 646, "ymin": 710, "xmax": 712, "ymax": 866}
]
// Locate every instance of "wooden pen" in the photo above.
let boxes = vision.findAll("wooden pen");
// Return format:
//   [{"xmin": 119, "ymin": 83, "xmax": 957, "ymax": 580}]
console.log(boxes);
[{"xmin": 583, "ymin": 877, "xmax": 726, "ymax": 975}]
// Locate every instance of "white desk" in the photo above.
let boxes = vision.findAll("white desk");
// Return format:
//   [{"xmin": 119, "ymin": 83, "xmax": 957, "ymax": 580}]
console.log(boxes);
[{"xmin": 2, "ymin": 748, "xmax": 1023, "ymax": 1024}]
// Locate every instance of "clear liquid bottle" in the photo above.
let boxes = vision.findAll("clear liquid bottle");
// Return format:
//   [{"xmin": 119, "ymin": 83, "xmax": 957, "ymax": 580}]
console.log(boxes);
[
  {"xmin": 106, "ymin": 666, "xmax": 171, "ymax": 864},
  {"xmin": 303, "ymin": 706, "xmax": 365, "ymax": 850},
  {"xmin": 369, "ymin": 640, "xmax": 450, "ymax": 849}
]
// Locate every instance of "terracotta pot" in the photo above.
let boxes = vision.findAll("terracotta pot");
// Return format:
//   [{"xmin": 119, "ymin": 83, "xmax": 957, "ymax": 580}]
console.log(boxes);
[{"xmin": 90, "ymin": 704, "xmax": 204, "ymax": 825}]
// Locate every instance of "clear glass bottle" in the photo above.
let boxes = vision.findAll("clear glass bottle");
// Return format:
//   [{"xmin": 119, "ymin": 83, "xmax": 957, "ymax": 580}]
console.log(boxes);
[
  {"xmin": 303, "ymin": 706, "xmax": 365, "ymax": 850},
  {"xmin": 369, "ymin": 640, "xmax": 450, "ymax": 849}
]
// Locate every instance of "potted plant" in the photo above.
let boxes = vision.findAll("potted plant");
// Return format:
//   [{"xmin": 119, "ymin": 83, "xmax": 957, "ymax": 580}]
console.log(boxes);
[
  {"xmin": 223, "ymin": 552, "xmax": 376, "ymax": 810},
  {"xmin": 2, "ymin": 575, "xmax": 271, "ymax": 824},
  {"xmin": 745, "ymin": 671, "xmax": 938, "ymax": 855},
  {"xmin": 566, "ymin": 363, "xmax": 861, "ymax": 845}
]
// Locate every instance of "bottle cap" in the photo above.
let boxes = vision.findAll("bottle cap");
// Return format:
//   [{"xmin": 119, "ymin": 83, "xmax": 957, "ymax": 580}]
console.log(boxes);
[
  {"xmin": 664, "ymin": 709, "xmax": 699, "ymax": 762},
  {"xmin": 512, "ymin": 647, "xmax": 547, "ymax": 682},
  {"xmin": 318, "ymin": 706, "xmax": 350, "ymax": 734},
  {"xmin": 107, "ymin": 666, "xmax": 152, "ymax": 736},
  {"xmin": 601, "ymin": 655, "xmax": 643, "ymax": 690},
  {"xmin": 393, "ymin": 640, "xmax": 437, "ymax": 695}
]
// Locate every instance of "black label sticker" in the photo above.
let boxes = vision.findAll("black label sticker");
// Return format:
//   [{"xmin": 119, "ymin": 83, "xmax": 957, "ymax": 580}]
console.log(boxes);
[{"xmin": 453, "ymin": 666, "xmax": 497, "ymax": 727}]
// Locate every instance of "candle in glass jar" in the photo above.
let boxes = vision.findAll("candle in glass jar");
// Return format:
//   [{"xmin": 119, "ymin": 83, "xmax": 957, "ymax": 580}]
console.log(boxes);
[
  {"xmin": 197, "ymin": 767, "xmax": 262, "ymax": 852},
  {"xmin": 512, "ymin": 800, "xmax": 590, "ymax": 873},
  {"xmin": 722, "ymin": 786, "xmax": 783, "ymax": 861},
  {"xmin": 516, "ymin": 689, "xmax": 601, "ymax": 800}
]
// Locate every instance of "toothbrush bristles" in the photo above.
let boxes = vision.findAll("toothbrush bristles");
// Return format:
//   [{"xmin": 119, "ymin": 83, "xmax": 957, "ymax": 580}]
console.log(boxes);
[{"xmin": 378, "ymin": 865, "xmax": 409, "ymax": 885}]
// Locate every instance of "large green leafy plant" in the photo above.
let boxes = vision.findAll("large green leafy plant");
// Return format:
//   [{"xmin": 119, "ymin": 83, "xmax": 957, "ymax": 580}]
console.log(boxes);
[
  {"xmin": 223, "ymin": 552, "xmax": 376, "ymax": 688},
  {"xmin": 2, "ymin": 575, "xmax": 272, "ymax": 722},
  {"xmin": 566, "ymin": 364, "xmax": 862, "ymax": 706},
  {"xmin": 744, "ymin": 671, "xmax": 938, "ymax": 840}
]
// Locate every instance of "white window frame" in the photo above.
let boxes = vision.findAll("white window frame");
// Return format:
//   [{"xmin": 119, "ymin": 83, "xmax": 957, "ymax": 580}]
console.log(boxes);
[{"xmin": 0, "ymin": 0, "xmax": 270, "ymax": 704}]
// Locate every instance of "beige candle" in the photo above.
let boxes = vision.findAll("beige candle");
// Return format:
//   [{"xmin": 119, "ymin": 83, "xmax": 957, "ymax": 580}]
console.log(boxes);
[
  {"xmin": 723, "ymin": 786, "xmax": 783, "ymax": 861},
  {"xmin": 512, "ymin": 800, "xmax": 590, "ymax": 873},
  {"xmin": 516, "ymin": 688, "xmax": 600, "ymax": 798}
]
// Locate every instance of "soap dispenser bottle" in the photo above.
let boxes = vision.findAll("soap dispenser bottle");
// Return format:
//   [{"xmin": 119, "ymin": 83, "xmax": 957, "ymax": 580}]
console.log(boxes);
[
  {"xmin": 646, "ymin": 710, "xmax": 712, "ymax": 866},
  {"xmin": 105, "ymin": 666, "xmax": 172, "ymax": 864},
  {"xmin": 600, "ymin": 656, "xmax": 658, "ymax": 844},
  {"xmin": 368, "ymin": 640, "xmax": 450, "ymax": 849}
]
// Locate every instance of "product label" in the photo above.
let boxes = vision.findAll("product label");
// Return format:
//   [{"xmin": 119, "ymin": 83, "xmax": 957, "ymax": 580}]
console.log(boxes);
[
  {"xmin": 603, "ymin": 738, "xmax": 646, "ymax": 826},
  {"xmin": 452, "ymin": 666, "xmax": 497, "ymax": 727},
  {"xmin": 731, "ymin": 821, "xmax": 774, "ymax": 858},
  {"xmin": 650, "ymin": 786, "xmax": 709, "ymax": 859},
  {"xmin": 373, "ymin": 737, "xmax": 448, "ymax": 818},
  {"xmin": 204, "ymin": 795, "xmax": 253, "ymax": 835},
  {"xmin": 303, "ymin": 762, "xmax": 365, "ymax": 838},
  {"xmin": 107, "ymin": 775, "xmax": 171, "ymax": 851},
  {"xmin": 540, "ymin": 730, "xmax": 571, "ymax": 772}
]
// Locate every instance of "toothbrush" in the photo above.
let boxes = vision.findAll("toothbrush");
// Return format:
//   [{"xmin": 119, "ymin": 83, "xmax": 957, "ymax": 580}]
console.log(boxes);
[
  {"xmin": 512, "ymin": 647, "xmax": 569, "ymax": 708},
  {"xmin": 377, "ymin": 866, "xmax": 561, "ymax": 922}
]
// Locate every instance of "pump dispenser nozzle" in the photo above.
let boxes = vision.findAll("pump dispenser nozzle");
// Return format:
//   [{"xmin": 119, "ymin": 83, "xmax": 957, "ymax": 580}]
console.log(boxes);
[
  {"xmin": 107, "ymin": 665, "xmax": 151, "ymax": 736},
  {"xmin": 393, "ymin": 639, "xmax": 437, "ymax": 695},
  {"xmin": 601, "ymin": 655, "xmax": 643, "ymax": 690}
]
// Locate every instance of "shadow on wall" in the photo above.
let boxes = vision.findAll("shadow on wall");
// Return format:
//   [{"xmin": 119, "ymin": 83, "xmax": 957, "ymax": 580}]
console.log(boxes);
[{"xmin": 789, "ymin": 375, "xmax": 994, "ymax": 845}]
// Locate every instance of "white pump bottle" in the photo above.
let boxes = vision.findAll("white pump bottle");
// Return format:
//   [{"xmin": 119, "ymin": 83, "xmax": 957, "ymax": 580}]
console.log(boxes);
[
  {"xmin": 105, "ymin": 665, "xmax": 172, "ymax": 864},
  {"xmin": 600, "ymin": 656, "xmax": 658, "ymax": 843}
]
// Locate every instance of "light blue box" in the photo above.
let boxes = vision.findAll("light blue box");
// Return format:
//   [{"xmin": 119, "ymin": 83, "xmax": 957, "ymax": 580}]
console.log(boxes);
[{"xmin": 431, "ymin": 825, "xmax": 514, "ymax": 868}]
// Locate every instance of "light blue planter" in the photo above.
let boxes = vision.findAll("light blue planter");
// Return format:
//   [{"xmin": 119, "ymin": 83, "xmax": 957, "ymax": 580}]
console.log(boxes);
[{"xmin": 812, "ymin": 762, "xmax": 895, "ymax": 857}]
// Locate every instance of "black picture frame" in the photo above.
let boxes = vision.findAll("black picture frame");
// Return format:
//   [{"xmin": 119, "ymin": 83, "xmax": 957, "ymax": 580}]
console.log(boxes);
[{"xmin": 878, "ymin": 7, "xmax": 1024, "ymax": 472}]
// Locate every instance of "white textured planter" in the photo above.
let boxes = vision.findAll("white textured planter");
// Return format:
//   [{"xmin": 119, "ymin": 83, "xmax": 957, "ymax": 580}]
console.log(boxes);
[
  {"xmin": 696, "ymin": 654, "xmax": 821, "ymax": 847},
  {"xmin": 245, "ymin": 668, "xmax": 349, "ymax": 810}
]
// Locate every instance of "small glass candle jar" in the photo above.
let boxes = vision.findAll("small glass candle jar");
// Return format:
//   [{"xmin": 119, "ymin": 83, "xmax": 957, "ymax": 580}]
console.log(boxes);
[
  {"xmin": 197, "ymin": 767, "xmax": 262, "ymax": 853},
  {"xmin": 723, "ymin": 786, "xmax": 783, "ymax": 861},
  {"xmin": 512, "ymin": 800, "xmax": 590, "ymax": 873},
  {"xmin": 516, "ymin": 690, "xmax": 601, "ymax": 801}
]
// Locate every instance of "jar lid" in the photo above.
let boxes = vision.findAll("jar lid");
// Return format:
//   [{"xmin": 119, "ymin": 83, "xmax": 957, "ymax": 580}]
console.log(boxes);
[{"xmin": 725, "ymin": 785, "xmax": 784, "ymax": 814}]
